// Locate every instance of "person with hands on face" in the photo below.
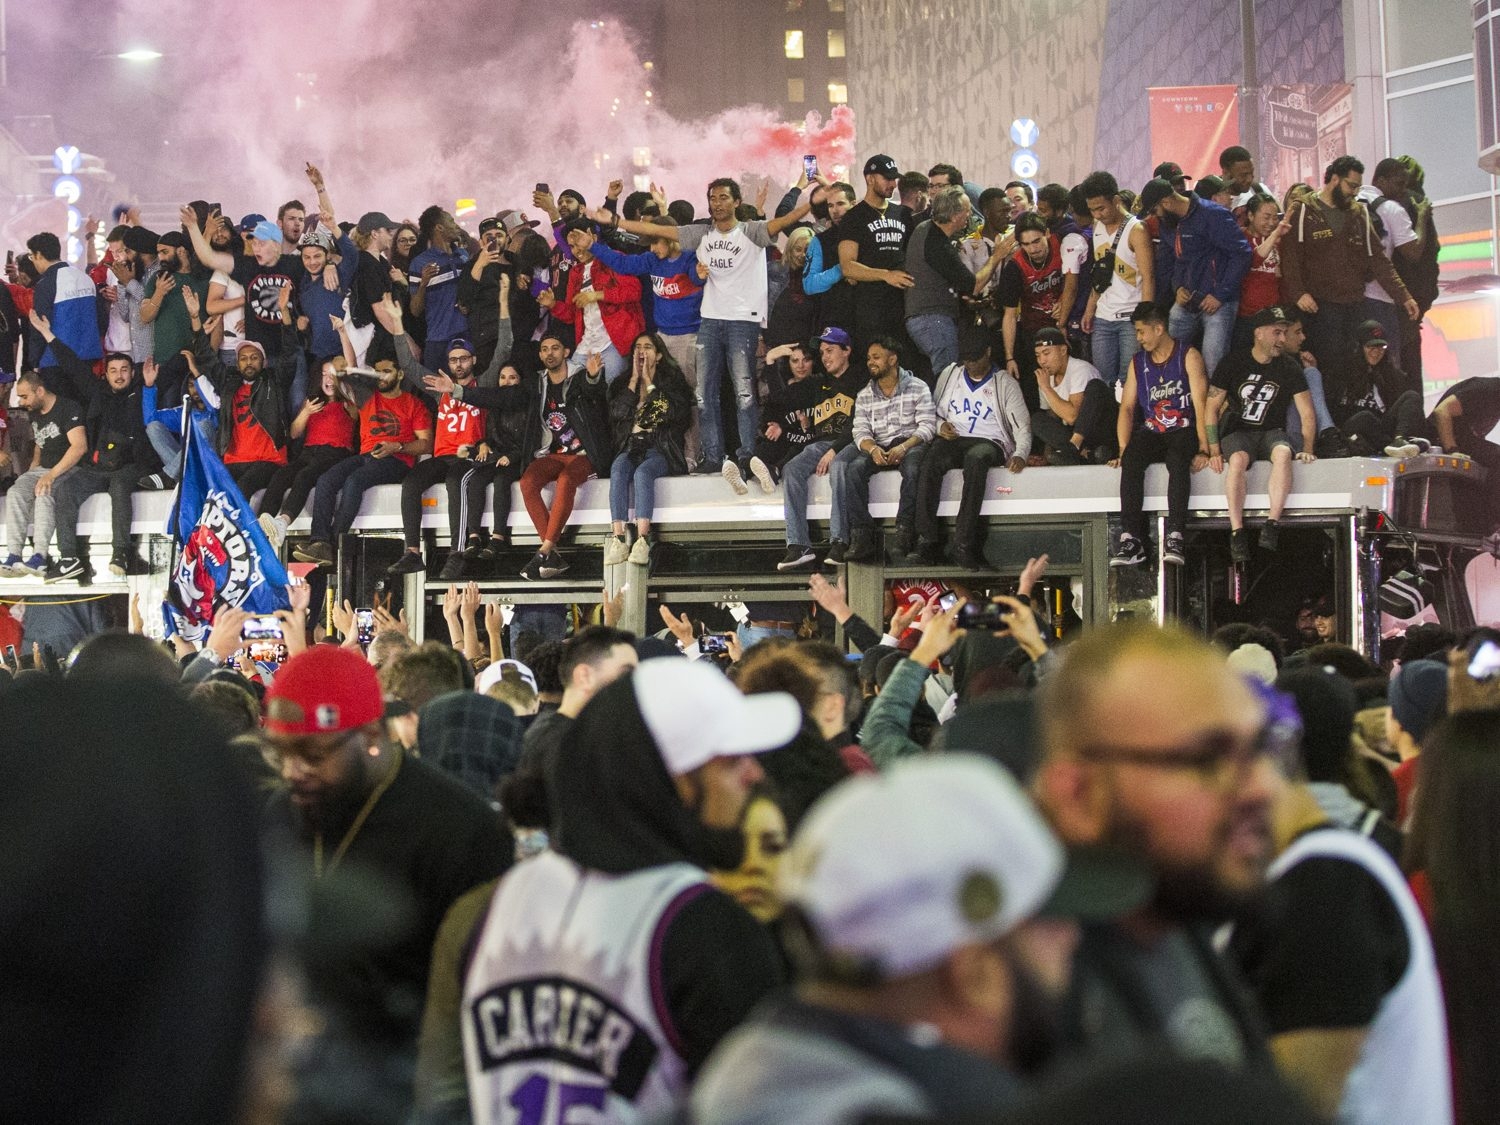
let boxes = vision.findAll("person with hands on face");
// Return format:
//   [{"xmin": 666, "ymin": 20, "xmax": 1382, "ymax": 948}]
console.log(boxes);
[
  {"xmin": 292, "ymin": 328, "xmax": 433, "ymax": 567},
  {"xmin": 1028, "ymin": 326, "xmax": 1118, "ymax": 466},
  {"xmin": 1111, "ymin": 301, "xmax": 1213, "ymax": 569},
  {"xmin": 1204, "ymin": 305, "xmax": 1317, "ymax": 564},
  {"xmin": 604, "ymin": 333, "xmax": 695, "ymax": 568},
  {"xmin": 1, "ymin": 368, "xmax": 87, "ymax": 578},
  {"xmin": 908, "ymin": 325, "xmax": 1028, "ymax": 570}
]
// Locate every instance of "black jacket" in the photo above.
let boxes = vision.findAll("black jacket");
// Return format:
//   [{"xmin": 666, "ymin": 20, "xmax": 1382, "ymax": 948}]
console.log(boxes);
[
  {"xmin": 47, "ymin": 339, "xmax": 157, "ymax": 473},
  {"xmin": 195, "ymin": 322, "xmax": 299, "ymax": 458},
  {"xmin": 607, "ymin": 366, "xmax": 695, "ymax": 476},
  {"xmin": 458, "ymin": 365, "xmax": 613, "ymax": 473},
  {"xmin": 544, "ymin": 672, "xmax": 784, "ymax": 1074}
]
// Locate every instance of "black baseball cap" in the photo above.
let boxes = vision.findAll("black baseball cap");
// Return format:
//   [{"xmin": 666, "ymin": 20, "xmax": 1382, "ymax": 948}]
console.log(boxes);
[
  {"xmin": 1153, "ymin": 161, "xmax": 1192, "ymax": 185},
  {"xmin": 1195, "ymin": 174, "xmax": 1228, "ymax": 199},
  {"xmin": 1249, "ymin": 305, "xmax": 1291, "ymax": 329},
  {"xmin": 1356, "ymin": 320, "xmax": 1389, "ymax": 347},
  {"xmin": 1137, "ymin": 178, "xmax": 1177, "ymax": 214},
  {"xmin": 863, "ymin": 154, "xmax": 900, "ymax": 178},
  {"xmin": 356, "ymin": 211, "xmax": 396, "ymax": 234},
  {"xmin": 1032, "ymin": 327, "xmax": 1068, "ymax": 349}
]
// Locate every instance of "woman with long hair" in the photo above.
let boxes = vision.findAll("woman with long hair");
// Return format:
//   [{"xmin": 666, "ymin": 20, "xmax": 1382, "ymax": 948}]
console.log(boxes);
[
  {"xmin": 604, "ymin": 332, "xmax": 694, "ymax": 567},
  {"xmin": 1331, "ymin": 321, "xmax": 1430, "ymax": 457},
  {"xmin": 255, "ymin": 356, "xmax": 358, "ymax": 549},
  {"xmin": 1406, "ymin": 706, "xmax": 1500, "ymax": 1125},
  {"xmin": 1233, "ymin": 193, "xmax": 1289, "ymax": 354}
]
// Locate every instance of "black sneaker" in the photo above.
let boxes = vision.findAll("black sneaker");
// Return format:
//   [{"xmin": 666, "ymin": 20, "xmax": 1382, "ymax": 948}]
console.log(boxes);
[
  {"xmin": 386, "ymin": 550, "xmax": 427, "ymax": 577},
  {"xmin": 1230, "ymin": 528, "xmax": 1251, "ymax": 564},
  {"xmin": 519, "ymin": 551, "xmax": 545, "ymax": 581},
  {"xmin": 908, "ymin": 538, "xmax": 944, "ymax": 564},
  {"xmin": 293, "ymin": 540, "xmax": 335, "ymax": 565},
  {"xmin": 1046, "ymin": 444, "xmax": 1085, "ymax": 466},
  {"xmin": 777, "ymin": 545, "xmax": 817, "ymax": 571},
  {"xmin": 462, "ymin": 538, "xmax": 488, "ymax": 561},
  {"xmin": 108, "ymin": 552, "xmax": 130, "ymax": 577},
  {"xmin": 823, "ymin": 540, "xmax": 847, "ymax": 568},
  {"xmin": 136, "ymin": 472, "xmax": 170, "ymax": 490},
  {"xmin": 1162, "ymin": 531, "xmax": 1186, "ymax": 566},
  {"xmin": 438, "ymin": 553, "xmax": 466, "ymax": 581},
  {"xmin": 1110, "ymin": 534, "xmax": 1148, "ymax": 567},
  {"xmin": 845, "ymin": 530, "xmax": 878, "ymax": 563},
  {"xmin": 1315, "ymin": 427, "xmax": 1350, "ymax": 458},
  {"xmin": 45, "ymin": 557, "xmax": 86, "ymax": 583},
  {"xmin": 538, "ymin": 550, "xmax": 570, "ymax": 579},
  {"xmin": 1259, "ymin": 519, "xmax": 1280, "ymax": 553},
  {"xmin": 475, "ymin": 536, "xmax": 506, "ymax": 561}
]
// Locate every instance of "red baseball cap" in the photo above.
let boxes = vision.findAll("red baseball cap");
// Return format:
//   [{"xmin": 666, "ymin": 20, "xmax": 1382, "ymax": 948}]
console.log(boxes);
[{"xmin": 264, "ymin": 645, "xmax": 385, "ymax": 735}]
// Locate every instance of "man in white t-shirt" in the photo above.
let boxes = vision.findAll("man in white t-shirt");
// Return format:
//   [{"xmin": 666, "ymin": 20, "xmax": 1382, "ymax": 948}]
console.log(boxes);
[
  {"xmin": 616, "ymin": 178, "xmax": 825, "ymax": 491},
  {"xmin": 1028, "ymin": 327, "xmax": 1118, "ymax": 465},
  {"xmin": 1080, "ymin": 171, "xmax": 1155, "ymax": 386},
  {"xmin": 1357, "ymin": 159, "xmax": 1421, "ymax": 373}
]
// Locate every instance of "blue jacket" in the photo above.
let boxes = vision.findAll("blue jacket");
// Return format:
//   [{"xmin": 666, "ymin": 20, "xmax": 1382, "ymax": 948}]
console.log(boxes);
[
  {"xmin": 142, "ymin": 381, "xmax": 219, "ymax": 433},
  {"xmin": 588, "ymin": 242, "xmax": 704, "ymax": 335},
  {"xmin": 297, "ymin": 234, "xmax": 359, "ymax": 358},
  {"xmin": 803, "ymin": 233, "xmax": 844, "ymax": 295},
  {"xmin": 1165, "ymin": 197, "xmax": 1252, "ymax": 306}
]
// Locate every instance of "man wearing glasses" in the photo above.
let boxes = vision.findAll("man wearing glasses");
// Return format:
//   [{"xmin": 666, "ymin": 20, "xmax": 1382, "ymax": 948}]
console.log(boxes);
[
  {"xmin": 1033, "ymin": 621, "xmax": 1281, "ymax": 1066},
  {"xmin": 1279, "ymin": 155, "xmax": 1418, "ymax": 369},
  {"xmin": 262, "ymin": 645, "xmax": 510, "ymax": 1111}
]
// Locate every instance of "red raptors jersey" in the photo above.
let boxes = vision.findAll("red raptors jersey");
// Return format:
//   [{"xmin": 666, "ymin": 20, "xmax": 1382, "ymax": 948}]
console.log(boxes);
[
  {"xmin": 359, "ymin": 391, "xmax": 431, "ymax": 467},
  {"xmin": 433, "ymin": 392, "xmax": 488, "ymax": 458}
]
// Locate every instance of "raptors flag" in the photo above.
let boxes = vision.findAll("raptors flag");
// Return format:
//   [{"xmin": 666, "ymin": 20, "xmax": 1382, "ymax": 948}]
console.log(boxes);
[{"xmin": 166, "ymin": 418, "xmax": 289, "ymax": 639}]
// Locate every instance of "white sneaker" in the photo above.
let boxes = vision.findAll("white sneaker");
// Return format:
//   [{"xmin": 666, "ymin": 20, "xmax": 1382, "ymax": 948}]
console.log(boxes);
[
  {"xmin": 747, "ymin": 456, "xmax": 776, "ymax": 494},
  {"xmin": 258, "ymin": 513, "xmax": 286, "ymax": 552},
  {"xmin": 628, "ymin": 535, "xmax": 651, "ymax": 566},
  {"xmin": 1383, "ymin": 438, "xmax": 1420, "ymax": 459},
  {"xmin": 721, "ymin": 459, "xmax": 749, "ymax": 496},
  {"xmin": 604, "ymin": 535, "xmax": 630, "ymax": 565}
]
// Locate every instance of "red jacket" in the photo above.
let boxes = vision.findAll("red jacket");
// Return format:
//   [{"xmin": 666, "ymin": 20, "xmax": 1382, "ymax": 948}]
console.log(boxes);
[{"xmin": 551, "ymin": 256, "xmax": 644, "ymax": 357}]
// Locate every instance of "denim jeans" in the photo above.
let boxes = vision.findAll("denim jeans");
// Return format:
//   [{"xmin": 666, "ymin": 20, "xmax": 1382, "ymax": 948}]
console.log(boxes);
[
  {"xmin": 1089, "ymin": 316, "xmax": 1139, "ymax": 386},
  {"xmin": 568, "ymin": 340, "xmax": 629, "ymax": 384},
  {"xmin": 780, "ymin": 440, "xmax": 834, "ymax": 547},
  {"xmin": 1285, "ymin": 364, "xmax": 1336, "ymax": 451},
  {"xmin": 1168, "ymin": 298, "xmax": 1238, "ymax": 379},
  {"xmin": 309, "ymin": 452, "xmax": 407, "ymax": 541},
  {"xmin": 609, "ymin": 448, "xmax": 669, "ymax": 522},
  {"xmin": 829, "ymin": 442, "xmax": 928, "ymax": 543},
  {"xmin": 905, "ymin": 314, "xmax": 959, "ymax": 375},
  {"xmin": 695, "ymin": 317, "xmax": 760, "ymax": 465},
  {"xmin": 146, "ymin": 417, "xmax": 218, "ymax": 480}
]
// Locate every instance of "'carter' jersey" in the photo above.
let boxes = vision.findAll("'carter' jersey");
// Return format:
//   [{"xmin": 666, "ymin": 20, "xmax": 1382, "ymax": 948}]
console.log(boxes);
[{"xmin": 463, "ymin": 851, "xmax": 707, "ymax": 1125}]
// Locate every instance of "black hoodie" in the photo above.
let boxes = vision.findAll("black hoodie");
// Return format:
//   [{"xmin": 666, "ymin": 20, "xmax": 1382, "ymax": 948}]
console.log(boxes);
[
  {"xmin": 544, "ymin": 671, "xmax": 785, "ymax": 1074},
  {"xmin": 47, "ymin": 338, "xmax": 158, "ymax": 473}
]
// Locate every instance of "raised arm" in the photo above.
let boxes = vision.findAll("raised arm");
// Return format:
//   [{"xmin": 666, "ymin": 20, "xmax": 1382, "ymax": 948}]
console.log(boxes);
[{"xmin": 181, "ymin": 205, "xmax": 234, "ymax": 275}]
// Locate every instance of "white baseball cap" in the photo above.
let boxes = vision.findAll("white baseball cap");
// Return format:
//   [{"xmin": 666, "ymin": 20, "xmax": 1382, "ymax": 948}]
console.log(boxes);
[
  {"xmin": 633, "ymin": 658, "xmax": 802, "ymax": 776},
  {"xmin": 474, "ymin": 658, "xmax": 537, "ymax": 696},
  {"xmin": 780, "ymin": 755, "xmax": 1149, "ymax": 979}
]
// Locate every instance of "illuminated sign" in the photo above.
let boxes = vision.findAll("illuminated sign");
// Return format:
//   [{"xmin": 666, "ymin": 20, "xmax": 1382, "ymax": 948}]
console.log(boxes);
[
  {"xmin": 1009, "ymin": 119, "xmax": 1038, "ymax": 195},
  {"xmin": 52, "ymin": 146, "xmax": 84, "ymax": 263}
]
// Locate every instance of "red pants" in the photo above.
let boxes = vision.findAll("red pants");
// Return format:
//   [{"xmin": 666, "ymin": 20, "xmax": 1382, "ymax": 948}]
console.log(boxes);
[{"xmin": 520, "ymin": 453, "xmax": 593, "ymax": 544}]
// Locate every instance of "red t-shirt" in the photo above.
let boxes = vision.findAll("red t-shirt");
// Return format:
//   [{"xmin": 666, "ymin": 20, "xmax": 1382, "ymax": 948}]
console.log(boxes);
[
  {"xmin": 224, "ymin": 384, "xmax": 287, "ymax": 465},
  {"xmin": 433, "ymin": 393, "xmax": 488, "ymax": 458},
  {"xmin": 304, "ymin": 401, "xmax": 355, "ymax": 450},
  {"xmin": 1238, "ymin": 234, "xmax": 1282, "ymax": 318},
  {"xmin": 359, "ymin": 391, "xmax": 431, "ymax": 467}
]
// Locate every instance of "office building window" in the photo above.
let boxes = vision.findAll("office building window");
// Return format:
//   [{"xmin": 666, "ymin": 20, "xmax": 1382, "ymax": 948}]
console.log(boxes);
[
  {"xmin": 785, "ymin": 29, "xmax": 805, "ymax": 59},
  {"xmin": 788, "ymin": 78, "xmax": 805, "ymax": 103},
  {"xmin": 828, "ymin": 82, "xmax": 848, "ymax": 104},
  {"xmin": 827, "ymin": 29, "xmax": 846, "ymax": 57}
]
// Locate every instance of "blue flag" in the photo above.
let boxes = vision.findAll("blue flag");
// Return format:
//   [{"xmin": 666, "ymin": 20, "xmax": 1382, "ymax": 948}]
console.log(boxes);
[{"xmin": 166, "ymin": 416, "xmax": 289, "ymax": 640}]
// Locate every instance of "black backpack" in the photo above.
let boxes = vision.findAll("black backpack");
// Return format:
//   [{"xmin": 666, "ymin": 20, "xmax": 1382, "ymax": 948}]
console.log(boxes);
[{"xmin": 1372, "ymin": 194, "xmax": 1441, "ymax": 313}]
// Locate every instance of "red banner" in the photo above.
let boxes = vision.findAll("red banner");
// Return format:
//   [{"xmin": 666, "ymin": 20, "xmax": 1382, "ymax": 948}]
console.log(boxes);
[{"xmin": 1147, "ymin": 85, "xmax": 1240, "ymax": 182}]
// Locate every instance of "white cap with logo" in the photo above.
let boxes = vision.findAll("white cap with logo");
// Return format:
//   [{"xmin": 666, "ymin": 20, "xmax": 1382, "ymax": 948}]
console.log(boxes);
[{"xmin": 633, "ymin": 658, "xmax": 802, "ymax": 777}]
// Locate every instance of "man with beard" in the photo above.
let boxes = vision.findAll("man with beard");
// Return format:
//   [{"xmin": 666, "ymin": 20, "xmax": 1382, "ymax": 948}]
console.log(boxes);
[
  {"xmin": 1033, "ymin": 621, "xmax": 1277, "ymax": 1067},
  {"xmin": 294, "ymin": 331, "xmax": 433, "ymax": 567},
  {"xmin": 140, "ymin": 231, "xmax": 209, "ymax": 366},
  {"xmin": 999, "ymin": 214, "xmax": 1069, "ymax": 416},
  {"xmin": 262, "ymin": 645, "xmax": 509, "ymax": 1116},
  {"xmin": 691, "ymin": 755, "xmax": 1148, "ymax": 1124},
  {"xmin": 838, "ymin": 155, "xmax": 915, "ymax": 367},
  {"xmin": 1279, "ymin": 155, "xmax": 1417, "ymax": 369},
  {"xmin": 461, "ymin": 659, "xmax": 795, "ymax": 1124}
]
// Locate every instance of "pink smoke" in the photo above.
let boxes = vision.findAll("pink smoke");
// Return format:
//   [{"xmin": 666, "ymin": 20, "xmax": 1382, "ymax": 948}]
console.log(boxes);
[{"xmin": 49, "ymin": 2, "xmax": 855, "ymax": 230}]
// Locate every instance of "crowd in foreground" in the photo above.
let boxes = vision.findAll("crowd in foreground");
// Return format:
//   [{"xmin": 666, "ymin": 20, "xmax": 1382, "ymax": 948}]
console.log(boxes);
[
  {"xmin": 1, "ymin": 144, "xmax": 1496, "ymax": 590},
  {"xmin": 3, "ymin": 558, "xmax": 1498, "ymax": 1125}
]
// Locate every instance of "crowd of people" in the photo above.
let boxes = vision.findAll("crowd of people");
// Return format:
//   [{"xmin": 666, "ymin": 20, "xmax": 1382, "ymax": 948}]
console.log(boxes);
[
  {"xmin": 5, "ymin": 554, "xmax": 1498, "ymax": 1124},
  {"xmin": 1, "ymin": 138, "xmax": 1497, "ymax": 1125},
  {"xmin": 1, "ymin": 145, "xmax": 1496, "ymax": 587}
]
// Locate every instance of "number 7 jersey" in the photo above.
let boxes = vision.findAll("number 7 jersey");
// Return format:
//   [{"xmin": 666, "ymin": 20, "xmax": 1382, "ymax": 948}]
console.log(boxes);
[{"xmin": 462, "ymin": 851, "xmax": 707, "ymax": 1124}]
